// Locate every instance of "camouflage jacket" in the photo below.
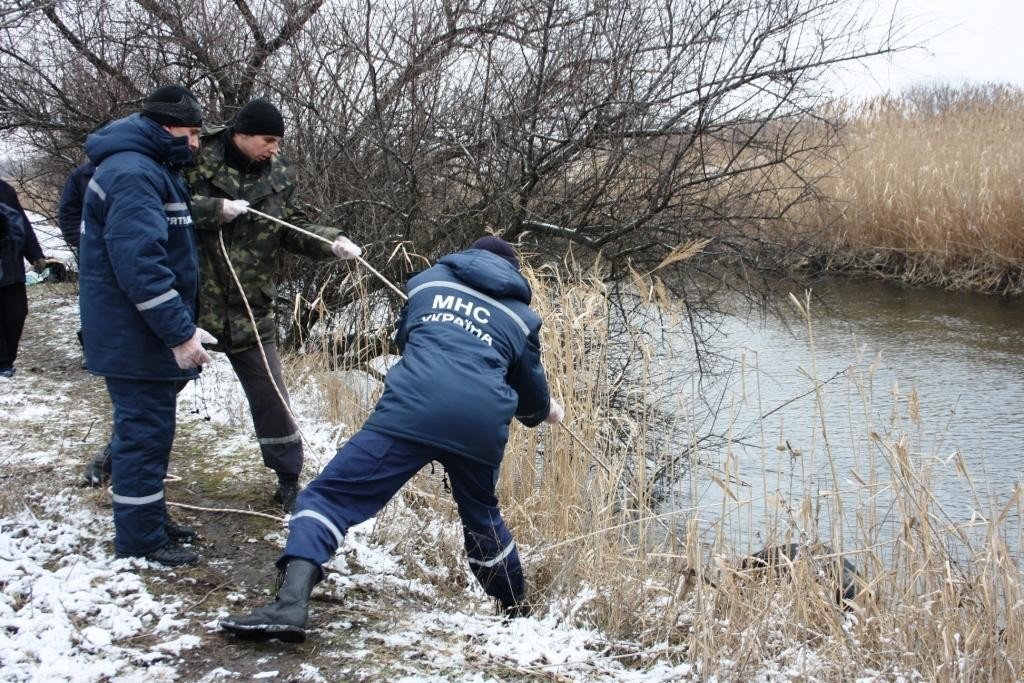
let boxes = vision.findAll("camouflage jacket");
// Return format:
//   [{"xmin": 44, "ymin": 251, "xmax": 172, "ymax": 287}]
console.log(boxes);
[{"xmin": 186, "ymin": 127, "xmax": 340, "ymax": 353}]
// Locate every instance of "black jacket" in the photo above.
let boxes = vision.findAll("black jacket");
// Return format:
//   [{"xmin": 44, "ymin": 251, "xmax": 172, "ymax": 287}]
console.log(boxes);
[{"xmin": 0, "ymin": 179, "xmax": 44, "ymax": 287}]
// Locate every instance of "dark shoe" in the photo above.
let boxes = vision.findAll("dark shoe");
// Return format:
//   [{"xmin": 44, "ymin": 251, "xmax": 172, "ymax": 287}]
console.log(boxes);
[
  {"xmin": 273, "ymin": 481, "xmax": 301, "ymax": 514},
  {"xmin": 117, "ymin": 541, "xmax": 200, "ymax": 567},
  {"xmin": 503, "ymin": 600, "xmax": 532, "ymax": 620},
  {"xmin": 81, "ymin": 445, "xmax": 113, "ymax": 487},
  {"xmin": 0, "ymin": 367, "xmax": 14, "ymax": 378},
  {"xmin": 221, "ymin": 558, "xmax": 322, "ymax": 643},
  {"xmin": 166, "ymin": 518, "xmax": 197, "ymax": 542}
]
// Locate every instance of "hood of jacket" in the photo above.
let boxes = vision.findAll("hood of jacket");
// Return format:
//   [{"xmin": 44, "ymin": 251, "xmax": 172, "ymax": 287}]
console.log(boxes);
[
  {"xmin": 85, "ymin": 114, "xmax": 194, "ymax": 169},
  {"xmin": 437, "ymin": 249, "xmax": 532, "ymax": 304}
]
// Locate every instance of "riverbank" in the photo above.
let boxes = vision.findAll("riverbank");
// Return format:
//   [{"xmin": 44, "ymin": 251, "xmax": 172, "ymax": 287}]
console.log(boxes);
[
  {"xmin": 786, "ymin": 85, "xmax": 1024, "ymax": 295},
  {"xmin": 2, "ymin": 281, "xmax": 1021, "ymax": 680}
]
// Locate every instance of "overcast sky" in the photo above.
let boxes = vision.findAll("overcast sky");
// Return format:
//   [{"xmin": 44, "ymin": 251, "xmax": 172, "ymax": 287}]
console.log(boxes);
[{"xmin": 843, "ymin": 0, "xmax": 1024, "ymax": 97}]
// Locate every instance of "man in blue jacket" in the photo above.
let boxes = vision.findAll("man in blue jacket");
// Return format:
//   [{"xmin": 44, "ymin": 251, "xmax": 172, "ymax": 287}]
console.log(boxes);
[
  {"xmin": 79, "ymin": 85, "xmax": 215, "ymax": 567},
  {"xmin": 221, "ymin": 236, "xmax": 564, "ymax": 642}
]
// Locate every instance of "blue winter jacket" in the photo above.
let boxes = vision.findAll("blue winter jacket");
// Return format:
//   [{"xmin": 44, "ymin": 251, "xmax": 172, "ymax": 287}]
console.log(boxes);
[
  {"xmin": 79, "ymin": 114, "xmax": 200, "ymax": 381},
  {"xmin": 57, "ymin": 161, "xmax": 96, "ymax": 250},
  {"xmin": 363, "ymin": 249, "xmax": 552, "ymax": 468}
]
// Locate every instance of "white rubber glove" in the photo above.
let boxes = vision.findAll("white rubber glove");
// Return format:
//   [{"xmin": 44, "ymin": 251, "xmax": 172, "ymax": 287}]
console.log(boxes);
[
  {"xmin": 220, "ymin": 199, "xmax": 250, "ymax": 222},
  {"xmin": 171, "ymin": 327, "xmax": 218, "ymax": 369},
  {"xmin": 544, "ymin": 398, "xmax": 565, "ymax": 424},
  {"xmin": 331, "ymin": 235, "xmax": 362, "ymax": 260}
]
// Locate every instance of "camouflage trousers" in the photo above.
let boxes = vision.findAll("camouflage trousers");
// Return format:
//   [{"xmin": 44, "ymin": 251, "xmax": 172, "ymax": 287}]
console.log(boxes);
[{"xmin": 228, "ymin": 343, "xmax": 303, "ymax": 478}]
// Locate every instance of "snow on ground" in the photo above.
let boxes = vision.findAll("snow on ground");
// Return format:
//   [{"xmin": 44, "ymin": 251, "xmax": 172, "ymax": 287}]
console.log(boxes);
[
  {"xmin": 0, "ymin": 491, "xmax": 190, "ymax": 682},
  {"xmin": 0, "ymin": 279, "xmax": 704, "ymax": 681}
]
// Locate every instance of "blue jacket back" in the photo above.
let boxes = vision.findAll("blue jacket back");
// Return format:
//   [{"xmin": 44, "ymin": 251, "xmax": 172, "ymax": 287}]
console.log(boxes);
[
  {"xmin": 363, "ymin": 249, "xmax": 551, "ymax": 468},
  {"xmin": 79, "ymin": 114, "xmax": 200, "ymax": 381},
  {"xmin": 57, "ymin": 161, "xmax": 95, "ymax": 250}
]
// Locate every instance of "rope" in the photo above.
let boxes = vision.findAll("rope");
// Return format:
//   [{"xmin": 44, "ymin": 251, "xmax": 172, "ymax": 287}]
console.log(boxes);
[
  {"xmin": 166, "ymin": 500, "xmax": 286, "ymax": 523},
  {"xmin": 108, "ymin": 477, "xmax": 288, "ymax": 523},
  {"xmin": 245, "ymin": 207, "xmax": 408, "ymax": 301},
  {"xmin": 216, "ymin": 227, "xmax": 309, "ymax": 449}
]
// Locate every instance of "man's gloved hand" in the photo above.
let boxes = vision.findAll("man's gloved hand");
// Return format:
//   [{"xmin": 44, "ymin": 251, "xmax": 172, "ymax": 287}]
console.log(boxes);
[
  {"xmin": 544, "ymin": 398, "xmax": 565, "ymax": 424},
  {"xmin": 171, "ymin": 327, "xmax": 218, "ymax": 369},
  {"xmin": 331, "ymin": 235, "xmax": 362, "ymax": 260},
  {"xmin": 220, "ymin": 199, "xmax": 250, "ymax": 222}
]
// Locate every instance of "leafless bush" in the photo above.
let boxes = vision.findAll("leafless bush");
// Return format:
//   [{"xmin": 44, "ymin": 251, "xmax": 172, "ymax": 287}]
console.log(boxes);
[{"xmin": 0, "ymin": 0, "xmax": 905, "ymax": 348}]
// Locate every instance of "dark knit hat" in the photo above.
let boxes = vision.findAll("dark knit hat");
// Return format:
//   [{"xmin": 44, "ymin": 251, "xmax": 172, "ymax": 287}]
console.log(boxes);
[
  {"xmin": 232, "ymin": 98, "xmax": 285, "ymax": 137},
  {"xmin": 471, "ymin": 236, "xmax": 520, "ymax": 270},
  {"xmin": 141, "ymin": 85, "xmax": 202, "ymax": 127}
]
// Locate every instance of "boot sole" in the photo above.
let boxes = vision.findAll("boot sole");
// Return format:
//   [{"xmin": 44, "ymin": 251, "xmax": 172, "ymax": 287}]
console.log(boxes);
[
  {"xmin": 220, "ymin": 620, "xmax": 306, "ymax": 643},
  {"xmin": 115, "ymin": 554, "xmax": 200, "ymax": 567}
]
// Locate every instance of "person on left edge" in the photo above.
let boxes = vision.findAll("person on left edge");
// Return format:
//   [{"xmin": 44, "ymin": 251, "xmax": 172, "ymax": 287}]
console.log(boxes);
[
  {"xmin": 0, "ymin": 178, "xmax": 48, "ymax": 378},
  {"xmin": 79, "ymin": 85, "xmax": 214, "ymax": 567},
  {"xmin": 186, "ymin": 98, "xmax": 362, "ymax": 513}
]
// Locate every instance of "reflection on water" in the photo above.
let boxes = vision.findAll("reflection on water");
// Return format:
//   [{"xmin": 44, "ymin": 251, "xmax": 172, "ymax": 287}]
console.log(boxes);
[{"xmin": 669, "ymin": 279, "xmax": 1024, "ymax": 565}]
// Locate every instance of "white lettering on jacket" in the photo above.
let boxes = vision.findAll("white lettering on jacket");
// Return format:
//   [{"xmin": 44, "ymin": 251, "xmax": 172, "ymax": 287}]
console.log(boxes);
[
  {"xmin": 431, "ymin": 294, "xmax": 491, "ymax": 324},
  {"xmin": 417, "ymin": 294, "xmax": 493, "ymax": 348}
]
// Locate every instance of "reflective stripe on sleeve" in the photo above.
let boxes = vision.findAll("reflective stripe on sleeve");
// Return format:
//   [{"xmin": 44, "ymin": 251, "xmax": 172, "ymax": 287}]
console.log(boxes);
[
  {"xmin": 87, "ymin": 177, "xmax": 106, "ymax": 200},
  {"xmin": 467, "ymin": 540, "xmax": 516, "ymax": 568},
  {"xmin": 164, "ymin": 202, "xmax": 188, "ymax": 211},
  {"xmin": 112, "ymin": 489, "xmax": 164, "ymax": 506},
  {"xmin": 290, "ymin": 509, "xmax": 345, "ymax": 548},
  {"xmin": 136, "ymin": 289, "xmax": 180, "ymax": 311}
]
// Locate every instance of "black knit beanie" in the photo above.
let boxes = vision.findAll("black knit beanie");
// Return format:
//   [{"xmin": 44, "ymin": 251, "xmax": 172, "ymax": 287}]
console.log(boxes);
[
  {"xmin": 232, "ymin": 98, "xmax": 285, "ymax": 137},
  {"xmin": 471, "ymin": 236, "xmax": 520, "ymax": 271},
  {"xmin": 141, "ymin": 85, "xmax": 202, "ymax": 127}
]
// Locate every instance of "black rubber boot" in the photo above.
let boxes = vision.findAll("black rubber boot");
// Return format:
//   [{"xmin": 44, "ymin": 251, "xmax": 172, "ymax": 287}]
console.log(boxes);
[
  {"xmin": 220, "ymin": 559, "xmax": 322, "ymax": 643},
  {"xmin": 272, "ymin": 479, "xmax": 301, "ymax": 514},
  {"xmin": 165, "ymin": 517, "xmax": 197, "ymax": 542},
  {"xmin": 116, "ymin": 541, "xmax": 199, "ymax": 567},
  {"xmin": 502, "ymin": 598, "xmax": 532, "ymax": 621},
  {"xmin": 81, "ymin": 444, "xmax": 112, "ymax": 487}
]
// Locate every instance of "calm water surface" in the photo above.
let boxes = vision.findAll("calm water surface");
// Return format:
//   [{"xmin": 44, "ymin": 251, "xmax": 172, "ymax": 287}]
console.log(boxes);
[{"xmin": 667, "ymin": 280, "xmax": 1024, "ymax": 564}]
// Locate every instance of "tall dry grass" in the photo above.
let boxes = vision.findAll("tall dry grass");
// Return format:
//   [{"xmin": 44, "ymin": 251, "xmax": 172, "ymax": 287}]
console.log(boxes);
[
  {"xmin": 294, "ymin": 259, "xmax": 1023, "ymax": 679},
  {"xmin": 799, "ymin": 85, "xmax": 1024, "ymax": 294}
]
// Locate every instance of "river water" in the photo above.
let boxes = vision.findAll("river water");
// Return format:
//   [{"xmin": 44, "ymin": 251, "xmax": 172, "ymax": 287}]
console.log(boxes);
[{"xmin": 661, "ymin": 279, "xmax": 1024, "ymax": 565}]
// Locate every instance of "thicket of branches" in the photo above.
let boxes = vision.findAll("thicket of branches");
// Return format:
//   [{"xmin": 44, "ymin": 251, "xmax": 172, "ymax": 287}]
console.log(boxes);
[{"xmin": 1, "ymin": 0, "xmax": 900, "ymax": 269}]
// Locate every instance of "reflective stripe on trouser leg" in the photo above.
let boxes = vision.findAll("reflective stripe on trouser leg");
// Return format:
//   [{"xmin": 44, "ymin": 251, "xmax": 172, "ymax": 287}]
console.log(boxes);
[
  {"xmin": 278, "ymin": 429, "xmax": 429, "ymax": 570},
  {"xmin": 441, "ymin": 457, "xmax": 525, "ymax": 607},
  {"xmin": 227, "ymin": 344, "xmax": 303, "ymax": 476},
  {"xmin": 106, "ymin": 377, "xmax": 178, "ymax": 556}
]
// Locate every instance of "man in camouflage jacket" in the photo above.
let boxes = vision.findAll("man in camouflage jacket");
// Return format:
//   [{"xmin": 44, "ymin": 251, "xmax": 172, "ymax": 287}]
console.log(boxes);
[{"xmin": 187, "ymin": 98, "xmax": 362, "ymax": 512}]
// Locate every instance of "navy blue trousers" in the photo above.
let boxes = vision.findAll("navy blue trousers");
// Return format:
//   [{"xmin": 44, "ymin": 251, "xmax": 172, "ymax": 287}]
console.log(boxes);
[
  {"xmin": 283, "ymin": 429, "xmax": 525, "ymax": 607},
  {"xmin": 106, "ymin": 378, "xmax": 183, "ymax": 556}
]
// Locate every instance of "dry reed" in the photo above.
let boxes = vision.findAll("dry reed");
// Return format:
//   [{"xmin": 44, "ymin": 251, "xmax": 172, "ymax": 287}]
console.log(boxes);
[{"xmin": 797, "ymin": 85, "xmax": 1024, "ymax": 294}]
